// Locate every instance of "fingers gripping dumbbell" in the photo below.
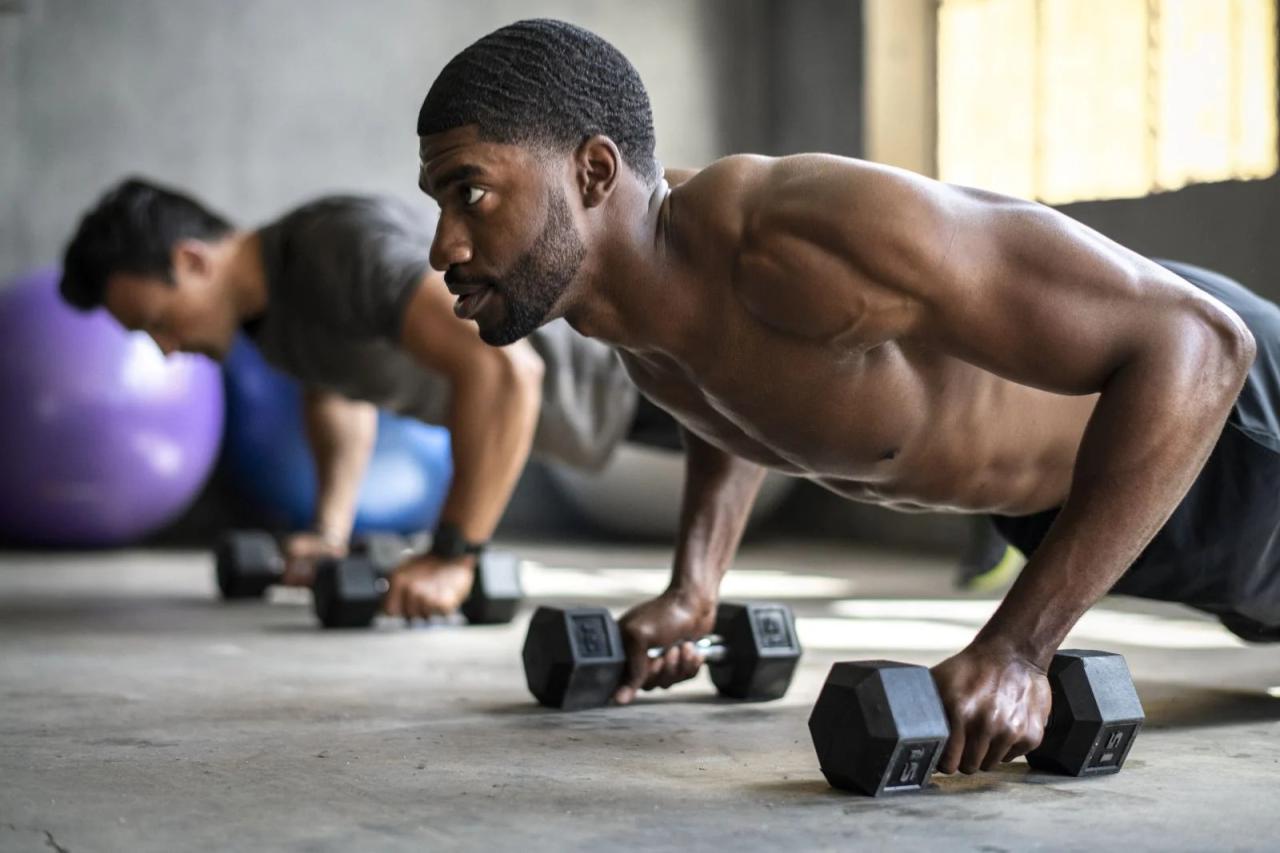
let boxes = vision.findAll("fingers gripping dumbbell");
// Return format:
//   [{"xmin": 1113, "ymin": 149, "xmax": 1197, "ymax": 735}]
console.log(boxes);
[
  {"xmin": 807, "ymin": 650, "xmax": 1144, "ymax": 796},
  {"xmin": 522, "ymin": 602, "xmax": 802, "ymax": 710},
  {"xmin": 311, "ymin": 548, "xmax": 524, "ymax": 628}
]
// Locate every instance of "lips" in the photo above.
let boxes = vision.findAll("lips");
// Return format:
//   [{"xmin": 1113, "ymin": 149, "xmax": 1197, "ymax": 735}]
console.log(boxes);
[{"xmin": 453, "ymin": 286, "xmax": 494, "ymax": 320}]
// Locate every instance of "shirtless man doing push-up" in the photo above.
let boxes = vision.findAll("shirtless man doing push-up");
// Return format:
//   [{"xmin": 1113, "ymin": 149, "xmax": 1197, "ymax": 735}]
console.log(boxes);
[{"xmin": 415, "ymin": 20, "xmax": 1280, "ymax": 776}]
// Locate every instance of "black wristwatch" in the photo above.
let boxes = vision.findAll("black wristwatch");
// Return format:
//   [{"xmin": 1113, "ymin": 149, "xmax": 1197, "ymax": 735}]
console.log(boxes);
[{"xmin": 428, "ymin": 522, "xmax": 487, "ymax": 559}]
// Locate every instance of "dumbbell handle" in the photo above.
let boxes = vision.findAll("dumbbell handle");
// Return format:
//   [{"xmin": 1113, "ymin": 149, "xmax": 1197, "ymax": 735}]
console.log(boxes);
[{"xmin": 645, "ymin": 634, "xmax": 728, "ymax": 664}]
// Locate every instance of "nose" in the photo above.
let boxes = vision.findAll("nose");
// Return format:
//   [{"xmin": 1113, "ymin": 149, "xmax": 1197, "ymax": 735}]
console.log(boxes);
[{"xmin": 429, "ymin": 215, "xmax": 473, "ymax": 272}]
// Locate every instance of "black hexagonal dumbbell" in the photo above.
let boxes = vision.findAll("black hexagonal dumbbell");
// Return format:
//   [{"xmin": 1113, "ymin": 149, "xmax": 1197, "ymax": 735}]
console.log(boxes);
[
  {"xmin": 215, "ymin": 530, "xmax": 285, "ymax": 599},
  {"xmin": 522, "ymin": 602, "xmax": 802, "ymax": 710},
  {"xmin": 808, "ymin": 661, "xmax": 950, "ymax": 796},
  {"xmin": 808, "ymin": 649, "xmax": 1143, "ymax": 796},
  {"xmin": 1026, "ymin": 650, "xmax": 1144, "ymax": 776},
  {"xmin": 214, "ymin": 529, "xmax": 409, "ymax": 600},
  {"xmin": 311, "ymin": 548, "xmax": 523, "ymax": 629}
]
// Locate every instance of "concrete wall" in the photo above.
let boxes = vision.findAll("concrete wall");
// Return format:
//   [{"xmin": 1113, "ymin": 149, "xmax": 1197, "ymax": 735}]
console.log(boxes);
[
  {"xmin": 0, "ymin": 0, "xmax": 730, "ymax": 282},
  {"xmin": 707, "ymin": 0, "xmax": 863, "ymax": 157},
  {"xmin": 1059, "ymin": 175, "xmax": 1280, "ymax": 303}
]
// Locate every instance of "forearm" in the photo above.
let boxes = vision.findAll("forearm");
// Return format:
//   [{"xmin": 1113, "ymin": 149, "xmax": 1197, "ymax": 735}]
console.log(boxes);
[
  {"xmin": 978, "ymin": 325, "xmax": 1253, "ymax": 665},
  {"xmin": 303, "ymin": 389, "xmax": 378, "ymax": 542},
  {"xmin": 668, "ymin": 429, "xmax": 767, "ymax": 603},
  {"xmin": 436, "ymin": 345, "xmax": 543, "ymax": 544}
]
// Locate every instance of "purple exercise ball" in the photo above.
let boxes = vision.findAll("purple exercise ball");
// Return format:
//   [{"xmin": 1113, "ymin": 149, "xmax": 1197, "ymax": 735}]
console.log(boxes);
[{"xmin": 0, "ymin": 267, "xmax": 225, "ymax": 546}]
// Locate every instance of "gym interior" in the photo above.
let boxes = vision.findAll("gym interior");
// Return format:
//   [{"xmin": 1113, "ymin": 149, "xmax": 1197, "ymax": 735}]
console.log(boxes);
[{"xmin": 2, "ymin": 2, "xmax": 1279, "ymax": 850}]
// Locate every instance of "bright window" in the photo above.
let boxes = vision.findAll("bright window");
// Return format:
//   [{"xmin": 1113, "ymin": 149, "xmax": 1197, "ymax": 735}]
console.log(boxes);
[{"xmin": 936, "ymin": 0, "xmax": 1278, "ymax": 203}]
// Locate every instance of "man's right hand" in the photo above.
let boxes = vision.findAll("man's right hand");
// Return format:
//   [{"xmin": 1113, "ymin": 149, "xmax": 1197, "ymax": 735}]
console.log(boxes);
[
  {"xmin": 281, "ymin": 532, "xmax": 347, "ymax": 586},
  {"xmin": 614, "ymin": 590, "xmax": 718, "ymax": 705}
]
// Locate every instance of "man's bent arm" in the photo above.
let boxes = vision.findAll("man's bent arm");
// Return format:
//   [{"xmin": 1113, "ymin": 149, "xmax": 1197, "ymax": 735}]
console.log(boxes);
[
  {"xmin": 399, "ymin": 273, "xmax": 543, "ymax": 545},
  {"xmin": 974, "ymin": 318, "xmax": 1253, "ymax": 664},
  {"xmin": 928, "ymin": 197, "xmax": 1255, "ymax": 666},
  {"xmin": 303, "ymin": 388, "xmax": 377, "ymax": 544},
  {"xmin": 613, "ymin": 426, "xmax": 765, "ymax": 702}
]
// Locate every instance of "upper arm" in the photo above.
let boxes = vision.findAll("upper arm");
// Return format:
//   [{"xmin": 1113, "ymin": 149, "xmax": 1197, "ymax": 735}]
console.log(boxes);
[
  {"xmin": 749, "ymin": 157, "xmax": 1249, "ymax": 395},
  {"xmin": 398, "ymin": 270, "xmax": 543, "ymax": 384}
]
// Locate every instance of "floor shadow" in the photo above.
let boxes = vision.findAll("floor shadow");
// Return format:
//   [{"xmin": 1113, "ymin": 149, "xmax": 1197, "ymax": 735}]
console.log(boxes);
[
  {"xmin": 744, "ymin": 770, "xmax": 1016, "ymax": 812},
  {"xmin": 1137, "ymin": 682, "xmax": 1280, "ymax": 729}
]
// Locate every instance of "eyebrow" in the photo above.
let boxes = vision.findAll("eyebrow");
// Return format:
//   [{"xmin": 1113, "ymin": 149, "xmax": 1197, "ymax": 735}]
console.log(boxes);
[{"xmin": 423, "ymin": 163, "xmax": 484, "ymax": 198}]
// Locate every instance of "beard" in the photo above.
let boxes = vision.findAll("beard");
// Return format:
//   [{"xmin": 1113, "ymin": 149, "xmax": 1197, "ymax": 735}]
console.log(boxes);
[{"xmin": 480, "ymin": 187, "xmax": 585, "ymax": 346}]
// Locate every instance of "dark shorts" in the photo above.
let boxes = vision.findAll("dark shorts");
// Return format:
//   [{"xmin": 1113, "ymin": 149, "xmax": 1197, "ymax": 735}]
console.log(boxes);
[{"xmin": 991, "ymin": 260, "xmax": 1280, "ymax": 640}]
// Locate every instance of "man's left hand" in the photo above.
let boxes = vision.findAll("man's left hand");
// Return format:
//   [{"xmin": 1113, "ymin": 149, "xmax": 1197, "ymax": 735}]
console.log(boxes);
[{"xmin": 930, "ymin": 639, "xmax": 1052, "ymax": 774}]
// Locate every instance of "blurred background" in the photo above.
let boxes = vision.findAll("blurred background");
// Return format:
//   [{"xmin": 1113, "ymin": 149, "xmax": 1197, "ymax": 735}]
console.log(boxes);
[{"xmin": 0, "ymin": 0, "xmax": 1276, "ymax": 552}]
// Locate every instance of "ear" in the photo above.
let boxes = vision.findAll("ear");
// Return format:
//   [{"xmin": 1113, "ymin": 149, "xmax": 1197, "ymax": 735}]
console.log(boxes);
[
  {"xmin": 170, "ymin": 239, "xmax": 213, "ymax": 281},
  {"xmin": 573, "ymin": 135, "xmax": 621, "ymax": 209}
]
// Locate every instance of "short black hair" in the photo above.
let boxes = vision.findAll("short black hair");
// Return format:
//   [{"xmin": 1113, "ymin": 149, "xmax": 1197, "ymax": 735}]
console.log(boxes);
[
  {"xmin": 417, "ymin": 19, "xmax": 659, "ymax": 186},
  {"xmin": 60, "ymin": 177, "xmax": 233, "ymax": 311}
]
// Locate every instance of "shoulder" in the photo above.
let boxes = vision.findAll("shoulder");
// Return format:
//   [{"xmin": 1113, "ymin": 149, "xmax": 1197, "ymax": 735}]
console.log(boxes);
[
  {"xmin": 667, "ymin": 155, "xmax": 766, "ymax": 222},
  {"xmin": 718, "ymin": 156, "xmax": 960, "ymax": 343},
  {"xmin": 745, "ymin": 156, "xmax": 946, "ymax": 240},
  {"xmin": 671, "ymin": 155, "xmax": 943, "ymax": 262}
]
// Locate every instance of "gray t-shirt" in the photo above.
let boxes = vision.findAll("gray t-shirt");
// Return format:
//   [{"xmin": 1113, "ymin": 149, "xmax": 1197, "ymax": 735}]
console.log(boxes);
[{"xmin": 249, "ymin": 194, "xmax": 638, "ymax": 471}]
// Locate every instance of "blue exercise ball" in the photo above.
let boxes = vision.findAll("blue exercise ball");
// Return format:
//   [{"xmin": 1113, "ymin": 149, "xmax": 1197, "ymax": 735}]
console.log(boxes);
[
  {"xmin": 0, "ymin": 267, "xmax": 225, "ymax": 546},
  {"xmin": 220, "ymin": 335, "xmax": 452, "ymax": 534}
]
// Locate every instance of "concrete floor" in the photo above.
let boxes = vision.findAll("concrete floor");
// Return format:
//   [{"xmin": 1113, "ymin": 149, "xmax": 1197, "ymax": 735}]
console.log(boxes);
[{"xmin": 1, "ymin": 541, "xmax": 1278, "ymax": 852}]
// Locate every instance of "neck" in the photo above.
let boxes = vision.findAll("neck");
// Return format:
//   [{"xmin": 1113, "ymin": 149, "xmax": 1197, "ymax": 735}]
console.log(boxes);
[
  {"xmin": 217, "ymin": 231, "xmax": 269, "ymax": 325},
  {"xmin": 561, "ymin": 178, "xmax": 691, "ymax": 353}
]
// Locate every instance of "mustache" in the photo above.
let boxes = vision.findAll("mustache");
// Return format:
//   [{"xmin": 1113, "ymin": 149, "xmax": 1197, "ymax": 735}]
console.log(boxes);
[{"xmin": 444, "ymin": 268, "xmax": 498, "ymax": 288}]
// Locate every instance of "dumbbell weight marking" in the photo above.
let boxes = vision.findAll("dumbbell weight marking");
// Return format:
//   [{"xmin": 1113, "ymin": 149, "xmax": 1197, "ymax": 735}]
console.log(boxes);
[
  {"xmin": 808, "ymin": 649, "xmax": 1144, "ymax": 797},
  {"xmin": 1026, "ymin": 650, "xmax": 1144, "ymax": 776}
]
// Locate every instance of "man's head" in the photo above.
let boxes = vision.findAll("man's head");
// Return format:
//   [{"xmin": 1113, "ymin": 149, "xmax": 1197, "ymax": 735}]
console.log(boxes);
[
  {"xmin": 61, "ymin": 178, "xmax": 241, "ymax": 359},
  {"xmin": 417, "ymin": 19, "xmax": 658, "ymax": 345}
]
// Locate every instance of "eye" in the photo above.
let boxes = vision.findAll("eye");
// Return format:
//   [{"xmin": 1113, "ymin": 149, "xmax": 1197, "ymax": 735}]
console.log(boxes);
[{"xmin": 463, "ymin": 186, "xmax": 487, "ymax": 206}]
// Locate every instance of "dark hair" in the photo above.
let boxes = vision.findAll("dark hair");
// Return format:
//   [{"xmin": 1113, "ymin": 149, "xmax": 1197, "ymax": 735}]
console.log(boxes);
[
  {"xmin": 60, "ymin": 177, "xmax": 233, "ymax": 310},
  {"xmin": 417, "ymin": 19, "xmax": 659, "ymax": 185}
]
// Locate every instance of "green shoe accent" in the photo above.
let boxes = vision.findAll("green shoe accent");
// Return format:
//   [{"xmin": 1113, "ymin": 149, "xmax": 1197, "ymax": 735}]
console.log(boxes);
[{"xmin": 963, "ymin": 545, "xmax": 1025, "ymax": 592}]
